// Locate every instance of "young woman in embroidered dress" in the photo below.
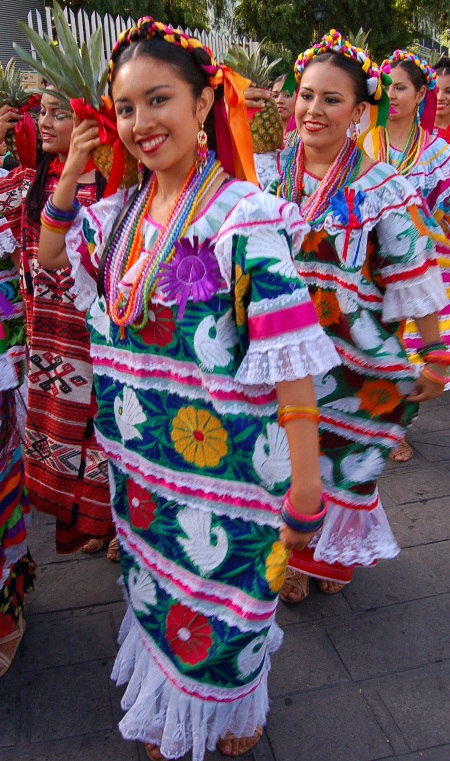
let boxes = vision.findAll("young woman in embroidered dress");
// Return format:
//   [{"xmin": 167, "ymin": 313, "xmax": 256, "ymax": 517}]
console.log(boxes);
[
  {"xmin": 0, "ymin": 92, "xmax": 115, "ymax": 557},
  {"xmin": 36, "ymin": 18, "xmax": 339, "ymax": 761},
  {"xmin": 434, "ymin": 56, "xmax": 450, "ymax": 144},
  {"xmin": 360, "ymin": 50, "xmax": 450, "ymax": 462},
  {"xmin": 253, "ymin": 30, "xmax": 448, "ymax": 602},
  {"xmin": 271, "ymin": 74, "xmax": 298, "ymax": 148}
]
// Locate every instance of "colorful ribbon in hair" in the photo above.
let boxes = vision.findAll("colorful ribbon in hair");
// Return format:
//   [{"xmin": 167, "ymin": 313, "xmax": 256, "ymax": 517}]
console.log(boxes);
[
  {"xmin": 108, "ymin": 16, "xmax": 257, "ymax": 184},
  {"xmin": 382, "ymin": 50, "xmax": 437, "ymax": 133}
]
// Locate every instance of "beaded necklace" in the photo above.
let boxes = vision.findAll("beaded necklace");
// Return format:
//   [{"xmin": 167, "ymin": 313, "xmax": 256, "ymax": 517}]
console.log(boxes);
[
  {"xmin": 278, "ymin": 137, "xmax": 362, "ymax": 223},
  {"xmin": 383, "ymin": 123, "xmax": 428, "ymax": 175},
  {"xmin": 103, "ymin": 151, "xmax": 222, "ymax": 329}
]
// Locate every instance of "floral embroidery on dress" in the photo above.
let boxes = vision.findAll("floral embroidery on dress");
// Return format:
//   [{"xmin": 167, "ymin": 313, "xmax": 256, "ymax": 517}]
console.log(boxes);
[
  {"xmin": 166, "ymin": 603, "xmax": 213, "ymax": 665},
  {"xmin": 171, "ymin": 406, "xmax": 228, "ymax": 468}
]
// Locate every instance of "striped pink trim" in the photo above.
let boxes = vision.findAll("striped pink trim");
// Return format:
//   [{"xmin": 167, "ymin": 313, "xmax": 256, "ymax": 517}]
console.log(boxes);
[{"xmin": 249, "ymin": 301, "xmax": 318, "ymax": 340}]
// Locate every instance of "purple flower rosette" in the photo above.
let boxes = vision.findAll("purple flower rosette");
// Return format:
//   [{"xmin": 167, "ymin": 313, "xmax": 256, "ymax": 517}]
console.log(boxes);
[{"xmin": 158, "ymin": 236, "xmax": 224, "ymax": 319}]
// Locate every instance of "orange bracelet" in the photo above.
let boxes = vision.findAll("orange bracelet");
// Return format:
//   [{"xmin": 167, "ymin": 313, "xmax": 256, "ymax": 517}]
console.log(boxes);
[
  {"xmin": 277, "ymin": 411, "xmax": 320, "ymax": 427},
  {"xmin": 277, "ymin": 405, "xmax": 319, "ymax": 416}
]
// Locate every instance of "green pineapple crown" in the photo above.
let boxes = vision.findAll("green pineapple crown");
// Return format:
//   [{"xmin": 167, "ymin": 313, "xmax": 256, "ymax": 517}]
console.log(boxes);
[
  {"xmin": 223, "ymin": 39, "xmax": 281, "ymax": 88},
  {"xmin": 0, "ymin": 59, "xmax": 31, "ymax": 108},
  {"xmin": 14, "ymin": 0, "xmax": 108, "ymax": 109}
]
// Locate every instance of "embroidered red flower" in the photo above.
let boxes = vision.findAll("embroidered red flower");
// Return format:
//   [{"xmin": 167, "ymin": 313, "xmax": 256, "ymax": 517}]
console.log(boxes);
[
  {"xmin": 166, "ymin": 602, "xmax": 213, "ymax": 665},
  {"xmin": 139, "ymin": 304, "xmax": 175, "ymax": 347},
  {"xmin": 127, "ymin": 480, "xmax": 157, "ymax": 530}
]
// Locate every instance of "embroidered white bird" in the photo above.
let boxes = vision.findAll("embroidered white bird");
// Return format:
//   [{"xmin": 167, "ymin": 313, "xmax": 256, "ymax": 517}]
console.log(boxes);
[
  {"xmin": 193, "ymin": 310, "xmax": 238, "ymax": 371},
  {"xmin": 313, "ymin": 373, "xmax": 337, "ymax": 401},
  {"xmin": 253, "ymin": 423, "xmax": 291, "ymax": 489},
  {"xmin": 114, "ymin": 386, "xmax": 146, "ymax": 443},
  {"xmin": 245, "ymin": 228, "xmax": 297, "ymax": 278},
  {"xmin": 350, "ymin": 310, "xmax": 383, "ymax": 350},
  {"xmin": 177, "ymin": 508, "xmax": 228, "ymax": 574},
  {"xmin": 237, "ymin": 635, "xmax": 266, "ymax": 680},
  {"xmin": 87, "ymin": 296, "xmax": 111, "ymax": 343},
  {"xmin": 341, "ymin": 446, "xmax": 384, "ymax": 483}
]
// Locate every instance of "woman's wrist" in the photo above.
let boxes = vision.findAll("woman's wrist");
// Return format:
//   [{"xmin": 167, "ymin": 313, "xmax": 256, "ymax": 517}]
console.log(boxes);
[{"xmin": 281, "ymin": 487, "xmax": 327, "ymax": 534}]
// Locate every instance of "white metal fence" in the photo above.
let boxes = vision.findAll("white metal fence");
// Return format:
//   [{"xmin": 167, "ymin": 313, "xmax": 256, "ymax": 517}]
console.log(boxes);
[{"xmin": 25, "ymin": 7, "xmax": 257, "ymax": 67}]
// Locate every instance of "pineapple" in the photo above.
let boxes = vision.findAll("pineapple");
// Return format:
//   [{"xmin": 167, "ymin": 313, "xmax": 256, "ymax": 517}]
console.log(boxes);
[
  {"xmin": 224, "ymin": 41, "xmax": 284, "ymax": 153},
  {"xmin": 14, "ymin": 1, "xmax": 138, "ymax": 187},
  {"xmin": 347, "ymin": 28, "xmax": 372, "ymax": 54},
  {"xmin": 0, "ymin": 59, "xmax": 40, "ymax": 161}
]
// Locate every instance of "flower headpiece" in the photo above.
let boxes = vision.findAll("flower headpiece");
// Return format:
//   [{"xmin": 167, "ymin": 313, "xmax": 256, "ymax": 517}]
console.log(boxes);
[
  {"xmin": 383, "ymin": 49, "xmax": 437, "ymax": 133},
  {"xmin": 109, "ymin": 17, "xmax": 221, "ymax": 85},
  {"xmin": 108, "ymin": 17, "xmax": 257, "ymax": 184},
  {"xmin": 294, "ymin": 30, "xmax": 391, "ymax": 104},
  {"xmin": 383, "ymin": 50, "xmax": 436, "ymax": 90}
]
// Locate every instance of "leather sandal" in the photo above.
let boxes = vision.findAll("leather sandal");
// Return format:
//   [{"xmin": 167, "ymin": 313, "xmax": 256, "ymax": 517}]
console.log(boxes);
[
  {"xmin": 279, "ymin": 569, "xmax": 310, "ymax": 603},
  {"xmin": 389, "ymin": 438, "xmax": 413, "ymax": 463},
  {"xmin": 106, "ymin": 537, "xmax": 120, "ymax": 562},
  {"xmin": 144, "ymin": 743, "xmax": 172, "ymax": 760},
  {"xmin": 80, "ymin": 537, "xmax": 108, "ymax": 554},
  {"xmin": 316, "ymin": 579, "xmax": 346, "ymax": 594},
  {"xmin": 218, "ymin": 726, "xmax": 263, "ymax": 756},
  {"xmin": 0, "ymin": 615, "xmax": 26, "ymax": 677}
]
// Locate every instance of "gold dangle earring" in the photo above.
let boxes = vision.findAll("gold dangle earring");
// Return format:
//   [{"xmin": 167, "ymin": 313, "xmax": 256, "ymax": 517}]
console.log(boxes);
[
  {"xmin": 351, "ymin": 119, "xmax": 360, "ymax": 142},
  {"xmin": 196, "ymin": 123, "xmax": 208, "ymax": 173}
]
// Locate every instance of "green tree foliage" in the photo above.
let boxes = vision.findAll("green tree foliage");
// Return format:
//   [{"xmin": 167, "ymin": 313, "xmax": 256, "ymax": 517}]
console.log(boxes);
[
  {"xmin": 60, "ymin": 0, "xmax": 210, "ymax": 31},
  {"xmin": 234, "ymin": 0, "xmax": 448, "ymax": 64}
]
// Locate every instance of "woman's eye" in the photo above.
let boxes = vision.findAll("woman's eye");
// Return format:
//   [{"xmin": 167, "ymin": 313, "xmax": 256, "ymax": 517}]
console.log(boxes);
[
  {"xmin": 117, "ymin": 105, "xmax": 132, "ymax": 116},
  {"xmin": 149, "ymin": 95, "xmax": 168, "ymax": 106},
  {"xmin": 300, "ymin": 93, "xmax": 312, "ymax": 100}
]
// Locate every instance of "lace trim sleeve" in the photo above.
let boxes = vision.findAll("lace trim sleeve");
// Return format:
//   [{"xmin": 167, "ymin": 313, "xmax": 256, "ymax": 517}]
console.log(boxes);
[
  {"xmin": 382, "ymin": 266, "xmax": 447, "ymax": 322},
  {"xmin": 66, "ymin": 188, "xmax": 131, "ymax": 311}
]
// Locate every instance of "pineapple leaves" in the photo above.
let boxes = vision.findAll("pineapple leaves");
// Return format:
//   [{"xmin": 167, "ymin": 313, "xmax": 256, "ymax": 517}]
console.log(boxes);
[{"xmin": 15, "ymin": 2, "xmax": 107, "ymax": 109}]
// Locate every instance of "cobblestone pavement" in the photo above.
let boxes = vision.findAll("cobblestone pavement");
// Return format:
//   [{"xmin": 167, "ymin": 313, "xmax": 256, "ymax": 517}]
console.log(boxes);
[{"xmin": 1, "ymin": 397, "xmax": 449, "ymax": 761}]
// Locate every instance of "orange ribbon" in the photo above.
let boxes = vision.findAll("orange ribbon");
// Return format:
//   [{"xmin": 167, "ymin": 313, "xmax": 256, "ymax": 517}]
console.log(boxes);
[{"xmin": 215, "ymin": 67, "xmax": 258, "ymax": 186}]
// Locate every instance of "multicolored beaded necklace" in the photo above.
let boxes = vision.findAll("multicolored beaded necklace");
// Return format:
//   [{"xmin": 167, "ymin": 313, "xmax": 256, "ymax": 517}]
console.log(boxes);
[
  {"xmin": 103, "ymin": 151, "xmax": 222, "ymax": 329},
  {"xmin": 380, "ymin": 122, "xmax": 428, "ymax": 175},
  {"xmin": 278, "ymin": 137, "xmax": 362, "ymax": 222}
]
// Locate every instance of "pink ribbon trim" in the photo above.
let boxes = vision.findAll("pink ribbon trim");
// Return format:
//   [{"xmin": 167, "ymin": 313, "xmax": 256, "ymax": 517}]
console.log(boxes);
[{"xmin": 248, "ymin": 301, "xmax": 318, "ymax": 340}]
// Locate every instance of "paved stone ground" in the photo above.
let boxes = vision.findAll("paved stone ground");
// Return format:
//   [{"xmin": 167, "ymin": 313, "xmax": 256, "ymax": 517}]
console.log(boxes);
[{"xmin": 1, "ymin": 397, "xmax": 449, "ymax": 761}]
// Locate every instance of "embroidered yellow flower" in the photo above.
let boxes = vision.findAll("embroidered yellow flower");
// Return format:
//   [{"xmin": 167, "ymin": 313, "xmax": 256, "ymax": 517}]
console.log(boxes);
[
  {"xmin": 234, "ymin": 264, "xmax": 251, "ymax": 327},
  {"xmin": 171, "ymin": 406, "xmax": 228, "ymax": 468},
  {"xmin": 265, "ymin": 540, "xmax": 289, "ymax": 593}
]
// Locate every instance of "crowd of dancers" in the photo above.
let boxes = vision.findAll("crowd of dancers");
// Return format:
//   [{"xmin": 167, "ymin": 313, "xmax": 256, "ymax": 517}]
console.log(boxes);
[{"xmin": 0, "ymin": 18, "xmax": 449, "ymax": 761}]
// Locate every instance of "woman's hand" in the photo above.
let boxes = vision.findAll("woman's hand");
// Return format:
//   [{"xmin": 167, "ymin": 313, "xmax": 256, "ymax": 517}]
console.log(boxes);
[
  {"xmin": 0, "ymin": 105, "xmax": 22, "ymax": 144},
  {"xmin": 62, "ymin": 116, "xmax": 101, "ymax": 179},
  {"xmin": 279, "ymin": 523, "xmax": 316, "ymax": 552},
  {"xmin": 244, "ymin": 86, "xmax": 272, "ymax": 110},
  {"xmin": 407, "ymin": 371, "xmax": 445, "ymax": 402}
]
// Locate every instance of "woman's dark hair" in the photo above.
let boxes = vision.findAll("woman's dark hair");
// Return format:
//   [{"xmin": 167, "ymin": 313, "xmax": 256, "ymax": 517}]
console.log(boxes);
[
  {"xmin": 1, "ymin": 153, "xmax": 19, "ymax": 171},
  {"xmin": 435, "ymin": 56, "xmax": 450, "ymax": 76},
  {"xmin": 306, "ymin": 52, "xmax": 372, "ymax": 104},
  {"xmin": 272, "ymin": 73, "xmax": 289, "ymax": 87},
  {"xmin": 109, "ymin": 36, "xmax": 219, "ymax": 153},
  {"xmin": 25, "ymin": 153, "xmax": 107, "ymax": 224},
  {"xmin": 390, "ymin": 59, "xmax": 427, "ymax": 92}
]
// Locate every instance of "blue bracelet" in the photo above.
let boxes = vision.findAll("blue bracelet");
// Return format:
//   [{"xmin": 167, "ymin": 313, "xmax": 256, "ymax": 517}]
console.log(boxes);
[{"xmin": 280, "ymin": 505, "xmax": 324, "ymax": 533}]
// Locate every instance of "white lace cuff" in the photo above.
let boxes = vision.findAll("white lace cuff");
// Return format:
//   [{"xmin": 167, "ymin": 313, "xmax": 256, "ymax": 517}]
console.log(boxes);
[
  {"xmin": 382, "ymin": 266, "xmax": 447, "ymax": 322},
  {"xmin": 235, "ymin": 324, "xmax": 341, "ymax": 385}
]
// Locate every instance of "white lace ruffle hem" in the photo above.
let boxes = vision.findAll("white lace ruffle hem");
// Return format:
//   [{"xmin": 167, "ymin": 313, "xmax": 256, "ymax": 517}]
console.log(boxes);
[
  {"xmin": 112, "ymin": 609, "xmax": 282, "ymax": 761},
  {"xmin": 309, "ymin": 499, "xmax": 400, "ymax": 567}
]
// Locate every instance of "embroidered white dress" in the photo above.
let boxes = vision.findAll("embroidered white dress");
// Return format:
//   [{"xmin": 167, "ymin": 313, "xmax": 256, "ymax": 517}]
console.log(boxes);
[{"xmin": 65, "ymin": 179, "xmax": 339, "ymax": 760}]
